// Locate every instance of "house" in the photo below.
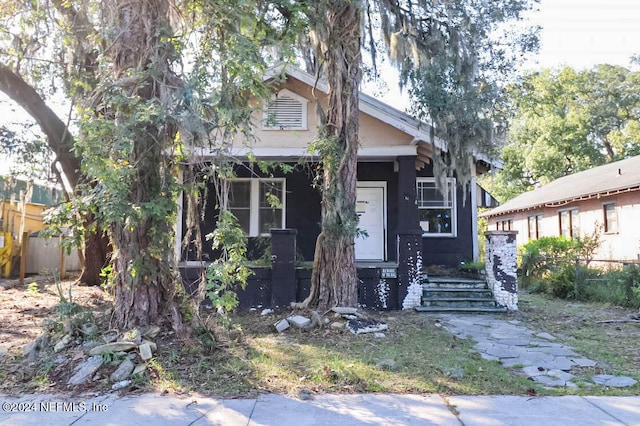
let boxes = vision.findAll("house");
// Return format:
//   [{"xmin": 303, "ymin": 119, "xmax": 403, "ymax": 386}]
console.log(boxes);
[
  {"xmin": 481, "ymin": 156, "xmax": 640, "ymax": 261},
  {"xmin": 177, "ymin": 66, "xmax": 494, "ymax": 309}
]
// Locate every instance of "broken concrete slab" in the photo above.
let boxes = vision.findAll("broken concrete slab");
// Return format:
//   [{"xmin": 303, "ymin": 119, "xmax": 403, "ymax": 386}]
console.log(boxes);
[
  {"xmin": 68, "ymin": 355, "xmax": 104, "ymax": 385},
  {"xmin": 110, "ymin": 358, "xmax": 135, "ymax": 382},
  {"xmin": 346, "ymin": 318, "xmax": 388, "ymax": 335},
  {"xmin": 54, "ymin": 334, "xmax": 73, "ymax": 353},
  {"xmin": 138, "ymin": 342, "xmax": 153, "ymax": 361},
  {"xmin": 274, "ymin": 319, "xmax": 290, "ymax": 333},
  {"xmin": 132, "ymin": 364, "xmax": 147, "ymax": 376},
  {"xmin": 331, "ymin": 307, "xmax": 358, "ymax": 315},
  {"xmin": 89, "ymin": 342, "xmax": 137, "ymax": 356},
  {"xmin": 287, "ymin": 315, "xmax": 311, "ymax": 328}
]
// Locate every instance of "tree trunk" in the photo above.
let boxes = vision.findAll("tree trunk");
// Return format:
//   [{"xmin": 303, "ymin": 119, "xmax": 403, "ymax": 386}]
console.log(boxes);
[
  {"xmin": 305, "ymin": 2, "xmax": 362, "ymax": 310},
  {"xmin": 78, "ymin": 221, "xmax": 110, "ymax": 286},
  {"xmin": 106, "ymin": 0, "xmax": 182, "ymax": 330}
]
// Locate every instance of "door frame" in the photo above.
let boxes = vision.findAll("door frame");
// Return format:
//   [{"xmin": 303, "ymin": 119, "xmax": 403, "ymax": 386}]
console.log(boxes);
[{"xmin": 356, "ymin": 181, "xmax": 388, "ymax": 261}]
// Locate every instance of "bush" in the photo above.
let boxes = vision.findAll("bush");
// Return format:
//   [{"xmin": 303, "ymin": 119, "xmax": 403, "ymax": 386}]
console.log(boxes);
[{"xmin": 519, "ymin": 233, "xmax": 602, "ymax": 299}]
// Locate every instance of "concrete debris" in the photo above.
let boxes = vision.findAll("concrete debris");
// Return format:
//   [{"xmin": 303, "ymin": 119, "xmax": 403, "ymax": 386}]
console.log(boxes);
[
  {"xmin": 111, "ymin": 380, "xmax": 132, "ymax": 391},
  {"xmin": 68, "ymin": 356, "xmax": 104, "ymax": 385},
  {"xmin": 110, "ymin": 358, "xmax": 135, "ymax": 382},
  {"xmin": 89, "ymin": 342, "xmax": 137, "ymax": 356},
  {"xmin": 80, "ymin": 323, "xmax": 98, "ymax": 336},
  {"xmin": 54, "ymin": 334, "xmax": 73, "ymax": 353},
  {"xmin": 132, "ymin": 364, "xmax": 147, "ymax": 376},
  {"xmin": 346, "ymin": 318, "xmax": 388, "ymax": 335},
  {"xmin": 274, "ymin": 319, "xmax": 290, "ymax": 333},
  {"xmin": 261, "ymin": 309, "xmax": 274, "ymax": 316},
  {"xmin": 330, "ymin": 322, "xmax": 345, "ymax": 329},
  {"xmin": 331, "ymin": 307, "xmax": 358, "ymax": 315},
  {"xmin": 138, "ymin": 342, "xmax": 153, "ymax": 361},
  {"xmin": 143, "ymin": 326, "xmax": 161, "ymax": 339},
  {"xmin": 287, "ymin": 315, "xmax": 311, "ymax": 329}
]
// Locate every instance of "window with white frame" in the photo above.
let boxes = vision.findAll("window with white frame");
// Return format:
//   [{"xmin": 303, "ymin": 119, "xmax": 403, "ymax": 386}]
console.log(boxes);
[
  {"xmin": 416, "ymin": 178, "xmax": 456, "ymax": 236},
  {"xmin": 262, "ymin": 89, "xmax": 308, "ymax": 130},
  {"xmin": 559, "ymin": 209, "xmax": 579, "ymax": 238},
  {"xmin": 227, "ymin": 179, "xmax": 285, "ymax": 236},
  {"xmin": 527, "ymin": 214, "xmax": 543, "ymax": 240}
]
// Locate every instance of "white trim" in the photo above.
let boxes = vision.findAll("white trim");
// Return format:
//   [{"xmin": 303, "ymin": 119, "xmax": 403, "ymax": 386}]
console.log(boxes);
[
  {"xmin": 227, "ymin": 178, "xmax": 286, "ymax": 237},
  {"xmin": 470, "ymin": 174, "xmax": 479, "ymax": 262},
  {"xmin": 356, "ymin": 181, "xmax": 388, "ymax": 261},
  {"xmin": 416, "ymin": 177, "xmax": 457, "ymax": 238},
  {"xmin": 262, "ymin": 89, "xmax": 309, "ymax": 131},
  {"xmin": 187, "ymin": 145, "xmax": 417, "ymax": 161}
]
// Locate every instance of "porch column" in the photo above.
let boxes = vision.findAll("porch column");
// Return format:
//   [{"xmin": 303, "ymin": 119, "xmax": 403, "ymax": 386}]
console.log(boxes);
[
  {"xmin": 395, "ymin": 156, "xmax": 423, "ymax": 309},
  {"xmin": 485, "ymin": 230, "xmax": 518, "ymax": 311},
  {"xmin": 270, "ymin": 228, "xmax": 297, "ymax": 307}
]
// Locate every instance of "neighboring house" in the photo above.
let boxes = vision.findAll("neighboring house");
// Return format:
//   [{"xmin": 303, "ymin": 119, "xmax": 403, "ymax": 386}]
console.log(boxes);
[
  {"xmin": 481, "ymin": 156, "xmax": 640, "ymax": 261},
  {"xmin": 176, "ymin": 66, "xmax": 497, "ymax": 309}
]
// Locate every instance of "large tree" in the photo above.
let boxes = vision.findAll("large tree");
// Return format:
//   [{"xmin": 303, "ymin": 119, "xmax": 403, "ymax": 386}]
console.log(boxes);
[
  {"xmin": 482, "ymin": 64, "xmax": 640, "ymax": 202},
  {"xmin": 297, "ymin": 0, "xmax": 537, "ymax": 310}
]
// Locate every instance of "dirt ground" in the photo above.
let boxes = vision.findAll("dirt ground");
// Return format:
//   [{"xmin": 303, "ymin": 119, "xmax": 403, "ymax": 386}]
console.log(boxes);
[{"xmin": 0, "ymin": 275, "xmax": 108, "ymax": 354}]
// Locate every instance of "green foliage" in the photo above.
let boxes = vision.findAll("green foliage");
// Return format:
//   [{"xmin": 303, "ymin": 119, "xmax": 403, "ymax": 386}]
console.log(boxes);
[
  {"xmin": 519, "ymin": 235, "xmax": 600, "ymax": 297},
  {"xmin": 206, "ymin": 210, "xmax": 253, "ymax": 313},
  {"xmin": 484, "ymin": 65, "xmax": 640, "ymax": 203}
]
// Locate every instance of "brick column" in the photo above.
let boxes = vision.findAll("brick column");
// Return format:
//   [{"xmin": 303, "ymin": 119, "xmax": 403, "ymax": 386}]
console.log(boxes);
[
  {"xmin": 485, "ymin": 230, "xmax": 518, "ymax": 311},
  {"xmin": 270, "ymin": 229, "xmax": 297, "ymax": 307},
  {"xmin": 395, "ymin": 156, "xmax": 423, "ymax": 309}
]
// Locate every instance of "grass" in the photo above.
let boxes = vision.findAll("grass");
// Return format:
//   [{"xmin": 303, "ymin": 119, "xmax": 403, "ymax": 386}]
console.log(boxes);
[
  {"xmin": 151, "ymin": 311, "xmax": 539, "ymax": 397},
  {"xmin": 148, "ymin": 294, "xmax": 640, "ymax": 397}
]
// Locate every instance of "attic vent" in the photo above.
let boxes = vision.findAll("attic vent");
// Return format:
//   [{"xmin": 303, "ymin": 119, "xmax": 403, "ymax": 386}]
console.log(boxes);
[{"xmin": 263, "ymin": 89, "xmax": 308, "ymax": 130}]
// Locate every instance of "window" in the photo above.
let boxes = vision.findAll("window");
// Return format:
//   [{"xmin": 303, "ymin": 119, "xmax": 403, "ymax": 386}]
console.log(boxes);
[
  {"xmin": 496, "ymin": 219, "xmax": 512, "ymax": 231},
  {"xmin": 528, "ymin": 214, "xmax": 543, "ymax": 240},
  {"xmin": 559, "ymin": 209, "xmax": 579, "ymax": 238},
  {"xmin": 227, "ymin": 179, "xmax": 285, "ymax": 236},
  {"xmin": 603, "ymin": 203, "xmax": 618, "ymax": 233},
  {"xmin": 417, "ymin": 178, "xmax": 456, "ymax": 236},
  {"xmin": 262, "ymin": 89, "xmax": 308, "ymax": 130}
]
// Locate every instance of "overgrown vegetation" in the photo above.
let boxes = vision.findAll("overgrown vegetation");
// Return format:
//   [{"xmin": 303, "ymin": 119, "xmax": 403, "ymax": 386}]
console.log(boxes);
[{"xmin": 519, "ymin": 236, "xmax": 640, "ymax": 307}]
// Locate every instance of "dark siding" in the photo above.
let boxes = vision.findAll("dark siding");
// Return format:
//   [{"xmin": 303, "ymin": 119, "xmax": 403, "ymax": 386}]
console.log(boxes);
[{"xmin": 417, "ymin": 165, "xmax": 474, "ymax": 267}]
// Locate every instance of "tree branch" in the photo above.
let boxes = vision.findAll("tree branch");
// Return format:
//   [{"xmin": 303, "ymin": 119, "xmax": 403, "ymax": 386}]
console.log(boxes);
[{"xmin": 0, "ymin": 64, "xmax": 81, "ymax": 189}]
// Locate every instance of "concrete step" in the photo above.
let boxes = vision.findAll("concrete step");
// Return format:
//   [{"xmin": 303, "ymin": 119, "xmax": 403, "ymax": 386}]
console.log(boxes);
[
  {"xmin": 423, "ymin": 277, "xmax": 488, "ymax": 289},
  {"xmin": 423, "ymin": 288, "xmax": 493, "ymax": 299},
  {"xmin": 415, "ymin": 305, "xmax": 508, "ymax": 313},
  {"xmin": 420, "ymin": 298, "xmax": 499, "ymax": 309}
]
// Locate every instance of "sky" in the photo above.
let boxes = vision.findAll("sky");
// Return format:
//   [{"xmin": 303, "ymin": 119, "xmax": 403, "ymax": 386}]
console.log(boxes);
[{"xmin": 527, "ymin": 0, "xmax": 640, "ymax": 70}]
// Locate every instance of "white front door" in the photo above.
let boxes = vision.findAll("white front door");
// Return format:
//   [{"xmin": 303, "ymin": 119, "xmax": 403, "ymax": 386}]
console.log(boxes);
[{"xmin": 355, "ymin": 184, "xmax": 386, "ymax": 261}]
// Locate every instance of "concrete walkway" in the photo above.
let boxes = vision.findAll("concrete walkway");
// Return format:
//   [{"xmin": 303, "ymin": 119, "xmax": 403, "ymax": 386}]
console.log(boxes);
[
  {"xmin": 1, "ymin": 392, "xmax": 640, "ymax": 425},
  {"xmin": 436, "ymin": 314, "xmax": 637, "ymax": 389}
]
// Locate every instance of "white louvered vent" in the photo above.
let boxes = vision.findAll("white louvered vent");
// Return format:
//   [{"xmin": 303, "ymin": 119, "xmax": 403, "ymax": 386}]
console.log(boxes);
[{"xmin": 263, "ymin": 89, "xmax": 308, "ymax": 130}]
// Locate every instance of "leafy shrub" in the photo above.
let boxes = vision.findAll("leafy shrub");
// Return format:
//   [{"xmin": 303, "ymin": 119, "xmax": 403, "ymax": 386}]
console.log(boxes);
[{"xmin": 519, "ymin": 232, "xmax": 601, "ymax": 299}]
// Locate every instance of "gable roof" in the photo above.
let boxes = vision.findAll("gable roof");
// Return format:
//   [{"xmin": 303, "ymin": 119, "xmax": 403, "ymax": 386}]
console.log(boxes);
[
  {"xmin": 264, "ymin": 65, "xmax": 447, "ymax": 152},
  {"xmin": 481, "ymin": 155, "xmax": 640, "ymax": 218},
  {"xmin": 264, "ymin": 65, "xmax": 500, "ymax": 170}
]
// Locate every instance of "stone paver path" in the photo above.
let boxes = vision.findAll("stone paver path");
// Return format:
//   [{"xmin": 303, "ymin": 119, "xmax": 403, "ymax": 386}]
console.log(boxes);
[{"xmin": 436, "ymin": 314, "xmax": 637, "ymax": 389}]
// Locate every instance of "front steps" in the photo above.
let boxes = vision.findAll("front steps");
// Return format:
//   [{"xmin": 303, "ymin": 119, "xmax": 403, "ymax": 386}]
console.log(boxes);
[{"xmin": 415, "ymin": 276, "xmax": 507, "ymax": 313}]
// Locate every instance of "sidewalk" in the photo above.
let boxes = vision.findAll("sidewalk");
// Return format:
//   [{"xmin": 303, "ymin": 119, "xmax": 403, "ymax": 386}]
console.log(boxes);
[{"xmin": 1, "ymin": 392, "xmax": 639, "ymax": 425}]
